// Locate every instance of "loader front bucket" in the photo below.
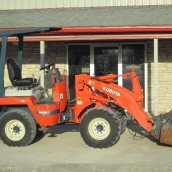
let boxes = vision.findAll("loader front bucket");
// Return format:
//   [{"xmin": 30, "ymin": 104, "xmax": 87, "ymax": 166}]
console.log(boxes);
[{"xmin": 151, "ymin": 110, "xmax": 172, "ymax": 145}]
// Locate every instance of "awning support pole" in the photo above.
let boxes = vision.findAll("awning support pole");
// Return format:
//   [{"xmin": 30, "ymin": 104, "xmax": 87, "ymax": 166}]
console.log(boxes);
[
  {"xmin": 0, "ymin": 36, "xmax": 7, "ymax": 97},
  {"xmin": 17, "ymin": 35, "xmax": 23, "ymax": 69},
  {"xmin": 154, "ymin": 39, "xmax": 158, "ymax": 116},
  {"xmin": 40, "ymin": 41, "xmax": 45, "ymax": 88}
]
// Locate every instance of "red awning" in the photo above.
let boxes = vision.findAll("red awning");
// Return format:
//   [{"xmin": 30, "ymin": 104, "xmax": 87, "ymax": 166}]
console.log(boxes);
[
  {"xmin": 1, "ymin": 26, "xmax": 172, "ymax": 42},
  {"xmin": 46, "ymin": 26, "xmax": 172, "ymax": 34}
]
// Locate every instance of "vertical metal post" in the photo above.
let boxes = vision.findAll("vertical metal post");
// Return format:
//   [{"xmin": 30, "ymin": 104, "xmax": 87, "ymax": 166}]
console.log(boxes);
[
  {"xmin": 40, "ymin": 41, "xmax": 45, "ymax": 88},
  {"xmin": 17, "ymin": 35, "xmax": 23, "ymax": 69},
  {"xmin": 90, "ymin": 45, "xmax": 94, "ymax": 76},
  {"xmin": 0, "ymin": 36, "xmax": 7, "ymax": 97},
  {"xmin": 118, "ymin": 43, "xmax": 123, "ymax": 86},
  {"xmin": 144, "ymin": 43, "xmax": 148, "ymax": 112},
  {"xmin": 154, "ymin": 39, "xmax": 158, "ymax": 116}
]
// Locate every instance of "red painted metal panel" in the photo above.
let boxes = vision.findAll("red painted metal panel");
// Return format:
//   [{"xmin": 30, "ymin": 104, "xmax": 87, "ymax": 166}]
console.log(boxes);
[
  {"xmin": 47, "ymin": 26, "xmax": 172, "ymax": 34},
  {"xmin": 1, "ymin": 26, "xmax": 172, "ymax": 34}
]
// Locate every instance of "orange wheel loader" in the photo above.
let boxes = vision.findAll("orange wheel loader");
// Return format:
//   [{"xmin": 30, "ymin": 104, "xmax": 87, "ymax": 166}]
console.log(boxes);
[{"xmin": 0, "ymin": 28, "xmax": 172, "ymax": 148}]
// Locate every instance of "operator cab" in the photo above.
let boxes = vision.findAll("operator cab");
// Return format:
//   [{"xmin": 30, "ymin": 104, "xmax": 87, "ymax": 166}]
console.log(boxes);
[
  {"xmin": 5, "ymin": 58, "xmax": 46, "ymax": 101},
  {"xmin": 0, "ymin": 27, "xmax": 62, "ymax": 99}
]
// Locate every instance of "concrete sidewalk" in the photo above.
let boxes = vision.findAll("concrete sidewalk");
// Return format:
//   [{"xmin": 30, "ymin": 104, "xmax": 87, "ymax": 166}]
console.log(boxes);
[{"xmin": 0, "ymin": 123, "xmax": 172, "ymax": 172}]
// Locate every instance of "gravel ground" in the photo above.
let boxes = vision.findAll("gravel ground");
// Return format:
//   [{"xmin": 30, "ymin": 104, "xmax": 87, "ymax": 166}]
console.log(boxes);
[{"xmin": 0, "ymin": 123, "xmax": 172, "ymax": 172}]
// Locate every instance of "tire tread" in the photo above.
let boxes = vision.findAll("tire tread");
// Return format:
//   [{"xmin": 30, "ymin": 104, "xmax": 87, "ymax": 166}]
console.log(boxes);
[
  {"xmin": 80, "ymin": 107, "xmax": 121, "ymax": 148},
  {"xmin": 0, "ymin": 109, "xmax": 36, "ymax": 147}
]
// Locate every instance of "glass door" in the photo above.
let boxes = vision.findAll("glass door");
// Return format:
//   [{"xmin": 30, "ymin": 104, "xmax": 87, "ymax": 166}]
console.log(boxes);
[
  {"xmin": 67, "ymin": 43, "xmax": 147, "ymax": 109},
  {"xmin": 93, "ymin": 46, "xmax": 118, "ymax": 77},
  {"xmin": 122, "ymin": 44, "xmax": 145, "ymax": 107},
  {"xmin": 68, "ymin": 45, "xmax": 90, "ymax": 99},
  {"xmin": 122, "ymin": 44, "xmax": 145, "ymax": 91}
]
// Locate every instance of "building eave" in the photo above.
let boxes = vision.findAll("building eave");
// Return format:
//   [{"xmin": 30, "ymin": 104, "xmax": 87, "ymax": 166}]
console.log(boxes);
[{"xmin": 1, "ymin": 26, "xmax": 172, "ymax": 42}]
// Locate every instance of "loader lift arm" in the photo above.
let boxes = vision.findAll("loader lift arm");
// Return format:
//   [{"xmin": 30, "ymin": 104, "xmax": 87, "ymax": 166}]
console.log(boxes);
[
  {"xmin": 77, "ymin": 72, "xmax": 153, "ymax": 132},
  {"xmin": 75, "ymin": 72, "xmax": 172, "ymax": 146}
]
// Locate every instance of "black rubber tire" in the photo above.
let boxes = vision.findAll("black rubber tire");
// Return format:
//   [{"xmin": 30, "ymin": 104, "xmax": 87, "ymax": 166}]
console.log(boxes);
[
  {"xmin": 80, "ymin": 107, "xmax": 121, "ymax": 148},
  {"xmin": 0, "ymin": 109, "xmax": 37, "ymax": 147}
]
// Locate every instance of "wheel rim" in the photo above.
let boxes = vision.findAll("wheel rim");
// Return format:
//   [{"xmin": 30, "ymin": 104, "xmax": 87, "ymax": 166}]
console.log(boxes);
[
  {"xmin": 88, "ymin": 118, "xmax": 110, "ymax": 140},
  {"xmin": 5, "ymin": 120, "xmax": 26, "ymax": 141}
]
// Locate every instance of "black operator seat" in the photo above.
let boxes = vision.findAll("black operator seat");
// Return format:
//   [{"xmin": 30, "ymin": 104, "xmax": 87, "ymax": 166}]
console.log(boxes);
[{"xmin": 7, "ymin": 58, "xmax": 37, "ymax": 87}]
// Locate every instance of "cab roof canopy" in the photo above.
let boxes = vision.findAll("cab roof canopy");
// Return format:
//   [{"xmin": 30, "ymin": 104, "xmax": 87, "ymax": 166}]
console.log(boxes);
[{"xmin": 0, "ymin": 27, "xmax": 61, "ymax": 97}]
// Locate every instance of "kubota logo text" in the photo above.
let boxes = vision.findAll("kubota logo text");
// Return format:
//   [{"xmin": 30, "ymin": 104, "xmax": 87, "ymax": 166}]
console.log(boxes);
[{"xmin": 103, "ymin": 87, "xmax": 120, "ymax": 96}]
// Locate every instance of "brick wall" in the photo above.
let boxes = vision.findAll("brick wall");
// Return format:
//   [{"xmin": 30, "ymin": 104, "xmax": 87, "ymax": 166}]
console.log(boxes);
[
  {"xmin": 4, "ymin": 40, "xmax": 172, "ymax": 114},
  {"xmin": 147, "ymin": 39, "xmax": 172, "ymax": 114}
]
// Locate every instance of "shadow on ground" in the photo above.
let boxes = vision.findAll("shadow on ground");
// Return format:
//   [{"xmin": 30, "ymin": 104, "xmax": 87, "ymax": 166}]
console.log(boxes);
[
  {"xmin": 126, "ymin": 120, "xmax": 172, "ymax": 147},
  {"xmin": 126, "ymin": 120, "xmax": 157, "ymax": 142},
  {"xmin": 47, "ymin": 123, "xmax": 79, "ymax": 137},
  {"xmin": 33, "ymin": 120, "xmax": 172, "ymax": 147},
  {"xmin": 33, "ymin": 123, "xmax": 79, "ymax": 144}
]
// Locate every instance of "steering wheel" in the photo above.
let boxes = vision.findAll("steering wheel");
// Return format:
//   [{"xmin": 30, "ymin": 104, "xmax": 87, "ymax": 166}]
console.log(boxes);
[{"xmin": 40, "ymin": 63, "xmax": 54, "ymax": 71}]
